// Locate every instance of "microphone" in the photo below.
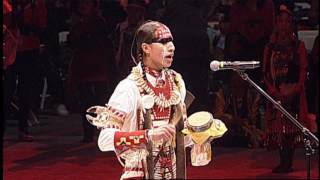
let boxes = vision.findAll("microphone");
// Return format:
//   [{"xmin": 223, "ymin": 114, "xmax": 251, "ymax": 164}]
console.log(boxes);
[{"xmin": 210, "ymin": 60, "xmax": 260, "ymax": 71}]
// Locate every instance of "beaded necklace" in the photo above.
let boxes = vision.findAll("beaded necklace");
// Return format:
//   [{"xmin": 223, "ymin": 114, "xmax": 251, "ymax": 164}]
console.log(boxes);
[{"xmin": 131, "ymin": 66, "xmax": 181, "ymax": 110}]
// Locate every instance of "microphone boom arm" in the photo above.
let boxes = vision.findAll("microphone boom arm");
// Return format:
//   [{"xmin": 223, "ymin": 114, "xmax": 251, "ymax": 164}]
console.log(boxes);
[{"xmin": 235, "ymin": 69, "xmax": 318, "ymax": 180}]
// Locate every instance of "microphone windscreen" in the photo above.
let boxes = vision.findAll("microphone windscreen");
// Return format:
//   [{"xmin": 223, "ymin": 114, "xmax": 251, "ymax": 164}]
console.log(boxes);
[{"xmin": 210, "ymin": 60, "xmax": 220, "ymax": 71}]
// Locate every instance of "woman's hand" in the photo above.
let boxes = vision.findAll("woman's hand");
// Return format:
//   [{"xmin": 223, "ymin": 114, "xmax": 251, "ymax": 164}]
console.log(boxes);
[
  {"xmin": 268, "ymin": 86, "xmax": 281, "ymax": 99},
  {"xmin": 148, "ymin": 124, "xmax": 176, "ymax": 142},
  {"xmin": 279, "ymin": 83, "xmax": 299, "ymax": 97}
]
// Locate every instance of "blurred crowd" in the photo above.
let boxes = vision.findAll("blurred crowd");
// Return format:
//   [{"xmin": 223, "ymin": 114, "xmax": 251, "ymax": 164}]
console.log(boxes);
[{"xmin": 3, "ymin": 0, "xmax": 318, "ymax": 149}]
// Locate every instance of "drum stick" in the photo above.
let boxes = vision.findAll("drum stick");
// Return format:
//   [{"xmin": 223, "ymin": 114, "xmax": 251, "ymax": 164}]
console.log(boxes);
[
  {"xmin": 143, "ymin": 109, "xmax": 154, "ymax": 179},
  {"xmin": 175, "ymin": 90, "xmax": 194, "ymax": 179},
  {"xmin": 185, "ymin": 90, "xmax": 195, "ymax": 109}
]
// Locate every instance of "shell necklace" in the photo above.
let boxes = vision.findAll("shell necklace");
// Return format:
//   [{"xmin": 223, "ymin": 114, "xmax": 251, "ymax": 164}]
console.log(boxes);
[{"xmin": 131, "ymin": 66, "xmax": 181, "ymax": 109}]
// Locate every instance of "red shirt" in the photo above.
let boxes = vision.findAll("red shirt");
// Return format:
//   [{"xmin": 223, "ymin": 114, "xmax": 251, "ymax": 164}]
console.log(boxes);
[
  {"xmin": 228, "ymin": 0, "xmax": 274, "ymax": 43},
  {"xmin": 17, "ymin": 0, "xmax": 47, "ymax": 51},
  {"xmin": 3, "ymin": 0, "xmax": 12, "ymax": 14},
  {"xmin": 67, "ymin": 15, "xmax": 115, "ymax": 90}
]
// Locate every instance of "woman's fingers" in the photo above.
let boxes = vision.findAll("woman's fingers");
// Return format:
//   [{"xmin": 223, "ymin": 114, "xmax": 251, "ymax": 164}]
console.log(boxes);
[
  {"xmin": 161, "ymin": 127, "xmax": 173, "ymax": 140},
  {"xmin": 151, "ymin": 124, "xmax": 176, "ymax": 141},
  {"xmin": 163, "ymin": 124, "xmax": 176, "ymax": 136}
]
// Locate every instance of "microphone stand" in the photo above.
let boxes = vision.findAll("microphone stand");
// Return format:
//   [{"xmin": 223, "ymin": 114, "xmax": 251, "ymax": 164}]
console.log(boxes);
[{"xmin": 235, "ymin": 70, "xmax": 319, "ymax": 179}]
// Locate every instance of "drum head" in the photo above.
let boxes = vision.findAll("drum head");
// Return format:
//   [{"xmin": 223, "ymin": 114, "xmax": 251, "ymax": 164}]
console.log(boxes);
[{"xmin": 187, "ymin": 111, "xmax": 213, "ymax": 132}]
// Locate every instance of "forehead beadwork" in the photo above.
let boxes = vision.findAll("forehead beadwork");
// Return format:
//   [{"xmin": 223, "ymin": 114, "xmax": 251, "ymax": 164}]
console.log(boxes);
[
  {"xmin": 154, "ymin": 25, "xmax": 173, "ymax": 40},
  {"xmin": 278, "ymin": 4, "xmax": 293, "ymax": 17}
]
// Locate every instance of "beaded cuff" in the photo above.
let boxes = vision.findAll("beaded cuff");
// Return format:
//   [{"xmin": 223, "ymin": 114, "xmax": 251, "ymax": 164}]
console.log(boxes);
[{"xmin": 114, "ymin": 130, "xmax": 148, "ymax": 154}]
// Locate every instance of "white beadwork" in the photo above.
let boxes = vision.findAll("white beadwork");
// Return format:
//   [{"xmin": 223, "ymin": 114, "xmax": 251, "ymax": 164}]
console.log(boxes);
[{"xmin": 131, "ymin": 67, "xmax": 181, "ymax": 109}]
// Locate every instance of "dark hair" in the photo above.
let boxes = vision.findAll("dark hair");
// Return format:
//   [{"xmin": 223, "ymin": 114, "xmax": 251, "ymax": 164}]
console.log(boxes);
[
  {"xmin": 274, "ymin": 0, "xmax": 294, "ymax": 15},
  {"xmin": 127, "ymin": 0, "xmax": 147, "ymax": 8},
  {"xmin": 276, "ymin": 4, "xmax": 296, "ymax": 34},
  {"xmin": 76, "ymin": 0, "xmax": 99, "ymax": 16},
  {"xmin": 79, "ymin": 0, "xmax": 99, "ymax": 6},
  {"xmin": 269, "ymin": 5, "xmax": 297, "ymax": 46},
  {"xmin": 131, "ymin": 20, "xmax": 166, "ymax": 63},
  {"xmin": 236, "ymin": 0, "xmax": 266, "ymax": 9},
  {"xmin": 276, "ymin": 4, "xmax": 293, "ymax": 17}
]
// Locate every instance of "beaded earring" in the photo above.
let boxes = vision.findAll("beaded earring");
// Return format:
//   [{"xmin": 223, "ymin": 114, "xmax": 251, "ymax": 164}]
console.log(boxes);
[
  {"xmin": 139, "ymin": 51, "xmax": 143, "ymax": 62},
  {"xmin": 140, "ymin": 52, "xmax": 148, "ymax": 81}
]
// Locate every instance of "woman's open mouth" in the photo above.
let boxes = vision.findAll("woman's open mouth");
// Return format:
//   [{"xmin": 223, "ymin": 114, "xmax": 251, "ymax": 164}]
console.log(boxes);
[{"xmin": 165, "ymin": 54, "xmax": 174, "ymax": 59}]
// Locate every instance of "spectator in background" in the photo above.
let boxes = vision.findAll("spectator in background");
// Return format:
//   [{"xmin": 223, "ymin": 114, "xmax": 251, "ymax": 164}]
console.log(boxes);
[
  {"xmin": 67, "ymin": 0, "xmax": 116, "ymax": 143},
  {"xmin": 308, "ymin": 0, "xmax": 319, "ymax": 29},
  {"xmin": 217, "ymin": 0, "xmax": 274, "ymax": 147},
  {"xmin": 39, "ymin": 0, "xmax": 69, "ymax": 116},
  {"xmin": 114, "ymin": 0, "xmax": 147, "ymax": 78},
  {"xmin": 145, "ymin": 0, "xmax": 167, "ymax": 21},
  {"xmin": 3, "ymin": 0, "xmax": 18, "ymax": 135},
  {"xmin": 162, "ymin": 0, "xmax": 211, "ymax": 114},
  {"xmin": 3, "ymin": 0, "xmax": 47, "ymax": 141},
  {"xmin": 262, "ymin": 5, "xmax": 310, "ymax": 173},
  {"xmin": 223, "ymin": 0, "xmax": 274, "ymax": 63},
  {"xmin": 272, "ymin": 0, "xmax": 294, "ymax": 15},
  {"xmin": 3, "ymin": 0, "xmax": 18, "ymax": 72},
  {"xmin": 100, "ymin": 0, "xmax": 127, "ymax": 31},
  {"xmin": 309, "ymin": 36, "xmax": 318, "ymax": 133}
]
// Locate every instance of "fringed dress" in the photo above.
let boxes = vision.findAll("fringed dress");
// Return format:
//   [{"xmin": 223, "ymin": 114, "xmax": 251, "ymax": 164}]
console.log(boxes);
[{"xmin": 263, "ymin": 39, "xmax": 309, "ymax": 149}]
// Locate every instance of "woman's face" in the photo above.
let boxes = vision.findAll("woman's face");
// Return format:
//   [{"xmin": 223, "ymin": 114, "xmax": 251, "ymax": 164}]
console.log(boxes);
[
  {"xmin": 143, "ymin": 39, "xmax": 175, "ymax": 70},
  {"xmin": 140, "ymin": 24, "xmax": 176, "ymax": 70},
  {"xmin": 276, "ymin": 13, "xmax": 292, "ymax": 34}
]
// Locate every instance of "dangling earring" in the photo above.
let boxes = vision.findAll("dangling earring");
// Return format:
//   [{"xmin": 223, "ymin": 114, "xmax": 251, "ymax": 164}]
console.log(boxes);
[
  {"xmin": 140, "ymin": 55, "xmax": 148, "ymax": 81},
  {"xmin": 139, "ymin": 52, "xmax": 143, "ymax": 62}
]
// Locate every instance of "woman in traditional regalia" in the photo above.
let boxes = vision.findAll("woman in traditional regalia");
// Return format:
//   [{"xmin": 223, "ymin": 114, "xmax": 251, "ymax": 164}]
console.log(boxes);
[
  {"xmin": 262, "ymin": 5, "xmax": 310, "ymax": 173},
  {"xmin": 86, "ymin": 20, "xmax": 227, "ymax": 179}
]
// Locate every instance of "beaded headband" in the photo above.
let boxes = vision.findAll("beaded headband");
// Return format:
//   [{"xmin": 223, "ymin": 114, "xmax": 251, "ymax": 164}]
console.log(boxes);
[
  {"xmin": 279, "ymin": 4, "xmax": 293, "ymax": 16},
  {"xmin": 151, "ymin": 24, "xmax": 173, "ymax": 44}
]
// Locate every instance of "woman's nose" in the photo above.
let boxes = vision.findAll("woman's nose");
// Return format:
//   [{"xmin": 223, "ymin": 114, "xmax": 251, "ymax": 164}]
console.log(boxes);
[{"xmin": 167, "ymin": 42, "xmax": 175, "ymax": 52}]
